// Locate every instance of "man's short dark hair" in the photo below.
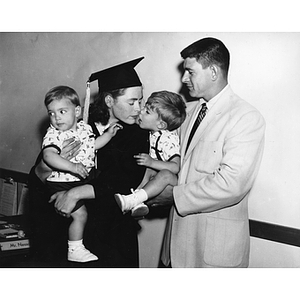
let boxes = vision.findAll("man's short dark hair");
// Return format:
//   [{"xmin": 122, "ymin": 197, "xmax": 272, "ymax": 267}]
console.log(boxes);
[{"xmin": 180, "ymin": 37, "xmax": 230, "ymax": 77}]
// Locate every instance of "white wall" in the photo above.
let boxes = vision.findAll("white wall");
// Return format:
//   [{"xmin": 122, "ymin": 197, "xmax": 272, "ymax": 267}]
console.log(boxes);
[{"xmin": 1, "ymin": 32, "xmax": 300, "ymax": 267}]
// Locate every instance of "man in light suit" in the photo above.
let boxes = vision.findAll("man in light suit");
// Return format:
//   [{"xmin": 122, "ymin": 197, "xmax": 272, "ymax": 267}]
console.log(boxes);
[{"xmin": 148, "ymin": 37, "xmax": 266, "ymax": 267}]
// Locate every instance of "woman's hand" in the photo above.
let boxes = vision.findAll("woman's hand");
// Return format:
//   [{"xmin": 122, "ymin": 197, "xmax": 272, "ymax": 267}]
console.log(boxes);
[
  {"xmin": 49, "ymin": 190, "xmax": 77, "ymax": 218},
  {"xmin": 71, "ymin": 162, "xmax": 89, "ymax": 179},
  {"xmin": 60, "ymin": 138, "xmax": 81, "ymax": 160},
  {"xmin": 49, "ymin": 185, "xmax": 95, "ymax": 217}
]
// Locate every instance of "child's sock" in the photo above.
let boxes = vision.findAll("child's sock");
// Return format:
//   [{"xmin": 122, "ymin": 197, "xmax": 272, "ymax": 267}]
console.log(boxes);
[
  {"xmin": 114, "ymin": 188, "xmax": 148, "ymax": 212},
  {"xmin": 134, "ymin": 189, "xmax": 148, "ymax": 203},
  {"xmin": 68, "ymin": 239, "xmax": 83, "ymax": 250}
]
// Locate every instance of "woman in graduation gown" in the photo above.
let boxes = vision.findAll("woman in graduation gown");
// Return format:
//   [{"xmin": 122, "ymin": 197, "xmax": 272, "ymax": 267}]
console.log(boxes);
[{"xmin": 50, "ymin": 57, "xmax": 149, "ymax": 267}]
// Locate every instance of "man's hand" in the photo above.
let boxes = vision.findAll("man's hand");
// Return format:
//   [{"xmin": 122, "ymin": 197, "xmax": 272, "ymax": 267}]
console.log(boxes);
[
  {"xmin": 60, "ymin": 138, "xmax": 81, "ymax": 160},
  {"xmin": 146, "ymin": 185, "xmax": 174, "ymax": 208}
]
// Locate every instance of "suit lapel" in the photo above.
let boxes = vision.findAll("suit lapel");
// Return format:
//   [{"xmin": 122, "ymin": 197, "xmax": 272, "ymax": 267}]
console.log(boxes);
[
  {"xmin": 182, "ymin": 87, "xmax": 233, "ymax": 163},
  {"xmin": 180, "ymin": 101, "xmax": 199, "ymax": 162}
]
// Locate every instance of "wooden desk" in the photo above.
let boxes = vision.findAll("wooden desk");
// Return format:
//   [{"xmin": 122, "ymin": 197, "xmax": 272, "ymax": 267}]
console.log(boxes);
[{"xmin": 0, "ymin": 214, "xmax": 31, "ymax": 267}]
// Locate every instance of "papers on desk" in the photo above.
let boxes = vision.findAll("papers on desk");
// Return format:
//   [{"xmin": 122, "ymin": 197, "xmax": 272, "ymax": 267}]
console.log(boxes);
[
  {"xmin": 0, "ymin": 178, "xmax": 30, "ymax": 216},
  {"xmin": 0, "ymin": 178, "xmax": 18, "ymax": 216},
  {"xmin": 17, "ymin": 182, "xmax": 29, "ymax": 215}
]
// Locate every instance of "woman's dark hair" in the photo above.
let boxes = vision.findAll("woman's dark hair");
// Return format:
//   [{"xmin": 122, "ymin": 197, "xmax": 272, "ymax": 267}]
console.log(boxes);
[{"xmin": 89, "ymin": 88, "xmax": 126, "ymax": 125}]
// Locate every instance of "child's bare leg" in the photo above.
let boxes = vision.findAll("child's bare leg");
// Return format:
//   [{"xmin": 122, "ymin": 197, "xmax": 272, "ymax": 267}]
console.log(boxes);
[
  {"xmin": 143, "ymin": 169, "xmax": 178, "ymax": 199},
  {"xmin": 132, "ymin": 170, "xmax": 177, "ymax": 218},
  {"xmin": 67, "ymin": 205, "xmax": 98, "ymax": 262},
  {"xmin": 69, "ymin": 205, "xmax": 87, "ymax": 241},
  {"xmin": 136, "ymin": 168, "xmax": 155, "ymax": 190},
  {"xmin": 114, "ymin": 170, "xmax": 177, "ymax": 213}
]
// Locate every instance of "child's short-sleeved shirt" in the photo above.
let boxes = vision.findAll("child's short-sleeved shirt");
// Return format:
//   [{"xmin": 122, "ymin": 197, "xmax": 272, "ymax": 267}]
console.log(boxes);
[
  {"xmin": 149, "ymin": 130, "xmax": 180, "ymax": 162},
  {"xmin": 42, "ymin": 120, "xmax": 95, "ymax": 182}
]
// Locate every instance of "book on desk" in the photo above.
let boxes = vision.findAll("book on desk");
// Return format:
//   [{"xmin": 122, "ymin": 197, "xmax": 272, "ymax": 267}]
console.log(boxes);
[
  {"xmin": 0, "ymin": 169, "xmax": 32, "ymax": 265},
  {"xmin": 0, "ymin": 237, "xmax": 30, "ymax": 251},
  {"xmin": 0, "ymin": 216, "xmax": 30, "ymax": 253}
]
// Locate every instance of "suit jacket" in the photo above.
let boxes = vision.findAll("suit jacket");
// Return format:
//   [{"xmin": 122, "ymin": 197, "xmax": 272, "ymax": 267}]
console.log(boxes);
[{"xmin": 161, "ymin": 85, "xmax": 266, "ymax": 267}]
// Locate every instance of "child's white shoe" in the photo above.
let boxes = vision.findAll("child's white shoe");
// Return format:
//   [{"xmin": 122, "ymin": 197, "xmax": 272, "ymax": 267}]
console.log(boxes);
[
  {"xmin": 68, "ymin": 245, "xmax": 98, "ymax": 262},
  {"xmin": 131, "ymin": 203, "xmax": 149, "ymax": 218},
  {"xmin": 114, "ymin": 189, "xmax": 140, "ymax": 213}
]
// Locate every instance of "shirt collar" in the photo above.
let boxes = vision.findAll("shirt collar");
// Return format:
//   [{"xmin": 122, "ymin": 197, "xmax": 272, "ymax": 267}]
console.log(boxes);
[
  {"xmin": 200, "ymin": 84, "xmax": 229, "ymax": 110},
  {"xmin": 150, "ymin": 130, "xmax": 164, "ymax": 137}
]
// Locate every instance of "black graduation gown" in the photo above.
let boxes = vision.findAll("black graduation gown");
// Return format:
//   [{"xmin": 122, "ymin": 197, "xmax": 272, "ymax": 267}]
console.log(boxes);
[
  {"xmin": 28, "ymin": 153, "xmax": 72, "ymax": 267},
  {"xmin": 84, "ymin": 120, "xmax": 149, "ymax": 267}
]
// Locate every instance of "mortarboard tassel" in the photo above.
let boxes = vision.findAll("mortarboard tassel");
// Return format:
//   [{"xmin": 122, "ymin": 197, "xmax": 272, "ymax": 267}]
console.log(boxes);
[{"xmin": 83, "ymin": 81, "xmax": 90, "ymax": 123}]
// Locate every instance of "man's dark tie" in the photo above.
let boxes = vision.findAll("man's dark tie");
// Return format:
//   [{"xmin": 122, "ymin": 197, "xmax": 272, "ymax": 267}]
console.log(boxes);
[{"xmin": 185, "ymin": 103, "xmax": 207, "ymax": 153}]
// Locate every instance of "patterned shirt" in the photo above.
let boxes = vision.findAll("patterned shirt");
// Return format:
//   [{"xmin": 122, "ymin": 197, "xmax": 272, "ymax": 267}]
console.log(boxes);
[
  {"xmin": 42, "ymin": 120, "xmax": 95, "ymax": 182},
  {"xmin": 149, "ymin": 130, "xmax": 180, "ymax": 162}
]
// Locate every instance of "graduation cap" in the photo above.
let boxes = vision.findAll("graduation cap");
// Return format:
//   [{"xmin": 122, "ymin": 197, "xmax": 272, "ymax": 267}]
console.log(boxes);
[
  {"xmin": 82, "ymin": 57, "xmax": 144, "ymax": 122},
  {"xmin": 89, "ymin": 57, "xmax": 144, "ymax": 92}
]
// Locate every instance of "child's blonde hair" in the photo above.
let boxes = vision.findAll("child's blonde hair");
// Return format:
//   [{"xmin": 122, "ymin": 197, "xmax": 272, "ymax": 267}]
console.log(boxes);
[
  {"xmin": 146, "ymin": 91, "xmax": 186, "ymax": 131},
  {"xmin": 44, "ymin": 86, "xmax": 80, "ymax": 107}
]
